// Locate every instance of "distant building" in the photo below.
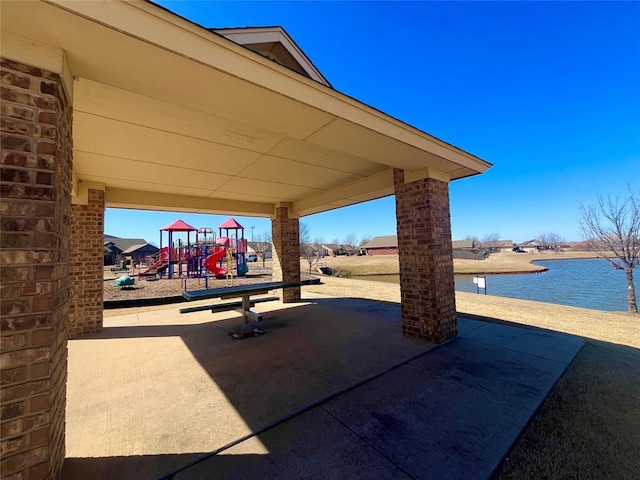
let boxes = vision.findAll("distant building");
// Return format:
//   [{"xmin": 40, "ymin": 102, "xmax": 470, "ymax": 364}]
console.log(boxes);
[
  {"xmin": 362, "ymin": 235, "xmax": 492, "ymax": 259},
  {"xmin": 518, "ymin": 239, "xmax": 545, "ymax": 252},
  {"xmin": 360, "ymin": 235, "xmax": 399, "ymax": 255},
  {"xmin": 104, "ymin": 236, "xmax": 158, "ymax": 265},
  {"xmin": 494, "ymin": 240, "xmax": 515, "ymax": 251},
  {"xmin": 452, "ymin": 239, "xmax": 476, "ymax": 250},
  {"xmin": 320, "ymin": 243, "xmax": 349, "ymax": 256}
]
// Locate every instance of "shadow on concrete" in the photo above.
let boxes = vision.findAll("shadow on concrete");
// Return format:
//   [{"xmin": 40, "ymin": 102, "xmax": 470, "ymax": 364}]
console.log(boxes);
[
  {"xmin": 63, "ymin": 297, "xmax": 435, "ymax": 479},
  {"xmin": 63, "ymin": 454, "xmax": 206, "ymax": 480},
  {"xmin": 62, "ymin": 296, "xmax": 585, "ymax": 480}
]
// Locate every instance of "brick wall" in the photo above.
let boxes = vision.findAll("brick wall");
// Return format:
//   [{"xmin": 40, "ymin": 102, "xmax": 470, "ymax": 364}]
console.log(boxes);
[
  {"xmin": 394, "ymin": 169, "xmax": 457, "ymax": 343},
  {"xmin": 271, "ymin": 206, "xmax": 300, "ymax": 302},
  {"xmin": 69, "ymin": 189, "xmax": 104, "ymax": 338},
  {"xmin": 367, "ymin": 247, "xmax": 398, "ymax": 255},
  {"xmin": 1, "ymin": 59, "xmax": 71, "ymax": 479}
]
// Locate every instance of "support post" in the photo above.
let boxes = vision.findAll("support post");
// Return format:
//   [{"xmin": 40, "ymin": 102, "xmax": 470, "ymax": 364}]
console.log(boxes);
[
  {"xmin": 394, "ymin": 168, "xmax": 457, "ymax": 343},
  {"xmin": 0, "ymin": 58, "xmax": 72, "ymax": 479},
  {"xmin": 271, "ymin": 206, "xmax": 300, "ymax": 302},
  {"xmin": 69, "ymin": 188, "xmax": 105, "ymax": 338}
]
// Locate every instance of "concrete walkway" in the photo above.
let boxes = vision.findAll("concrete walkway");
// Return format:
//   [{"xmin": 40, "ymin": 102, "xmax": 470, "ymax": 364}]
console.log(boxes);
[{"xmin": 62, "ymin": 294, "xmax": 583, "ymax": 480}]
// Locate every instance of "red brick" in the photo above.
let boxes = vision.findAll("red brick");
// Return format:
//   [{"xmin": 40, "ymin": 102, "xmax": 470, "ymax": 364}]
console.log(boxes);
[
  {"xmin": 1, "ymin": 103, "xmax": 34, "ymax": 121},
  {"xmin": 69, "ymin": 189, "xmax": 105, "ymax": 338},
  {"xmin": 30, "ymin": 362, "xmax": 51, "ymax": 380},
  {"xmin": 38, "ymin": 111, "xmax": 56, "ymax": 125},
  {"xmin": 30, "ymin": 329, "xmax": 52, "ymax": 346},
  {"xmin": 394, "ymin": 169, "xmax": 456, "ymax": 343},
  {"xmin": 1, "ymin": 401, "xmax": 25, "ymax": 421},
  {"xmin": 29, "ymin": 461, "xmax": 49, "ymax": 480},
  {"xmin": 1, "ymin": 118, "xmax": 37, "ymax": 136},
  {"xmin": 1, "ymin": 59, "xmax": 43, "ymax": 77},
  {"xmin": 0, "ymin": 333, "xmax": 27, "ymax": 350},
  {"xmin": 1, "ymin": 135, "xmax": 32, "ymax": 152},
  {"xmin": 28, "ymin": 395, "xmax": 49, "ymax": 413},
  {"xmin": 28, "ymin": 427, "xmax": 48, "ymax": 447},
  {"xmin": 1, "ymin": 58, "xmax": 71, "ymax": 479},
  {"xmin": 271, "ymin": 206, "xmax": 301, "ymax": 303},
  {"xmin": 1, "ymin": 367, "xmax": 27, "ymax": 386}
]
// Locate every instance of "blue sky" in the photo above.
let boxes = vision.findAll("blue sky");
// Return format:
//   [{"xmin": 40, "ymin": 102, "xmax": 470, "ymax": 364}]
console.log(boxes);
[{"xmin": 106, "ymin": 1, "xmax": 640, "ymax": 245}]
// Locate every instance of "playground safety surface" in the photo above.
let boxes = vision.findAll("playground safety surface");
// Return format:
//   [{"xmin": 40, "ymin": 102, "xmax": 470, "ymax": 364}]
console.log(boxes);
[{"xmin": 63, "ymin": 292, "xmax": 583, "ymax": 480}]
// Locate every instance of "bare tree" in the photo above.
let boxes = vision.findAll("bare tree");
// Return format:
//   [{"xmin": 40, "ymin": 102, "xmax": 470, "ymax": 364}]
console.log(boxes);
[
  {"xmin": 359, "ymin": 234, "xmax": 373, "ymax": 255},
  {"xmin": 481, "ymin": 233, "xmax": 501, "ymax": 251},
  {"xmin": 464, "ymin": 235, "xmax": 480, "ymax": 248},
  {"xmin": 252, "ymin": 232, "xmax": 272, "ymax": 268},
  {"xmin": 359, "ymin": 234, "xmax": 373, "ymax": 246},
  {"xmin": 540, "ymin": 232, "xmax": 565, "ymax": 251},
  {"xmin": 300, "ymin": 222, "xmax": 311, "ymax": 246},
  {"xmin": 343, "ymin": 233, "xmax": 358, "ymax": 256},
  {"xmin": 299, "ymin": 223, "xmax": 321, "ymax": 273},
  {"xmin": 579, "ymin": 188, "xmax": 640, "ymax": 313}
]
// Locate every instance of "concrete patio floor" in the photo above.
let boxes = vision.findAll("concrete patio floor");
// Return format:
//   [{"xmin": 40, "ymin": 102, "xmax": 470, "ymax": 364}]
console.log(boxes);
[{"xmin": 62, "ymin": 293, "xmax": 584, "ymax": 480}]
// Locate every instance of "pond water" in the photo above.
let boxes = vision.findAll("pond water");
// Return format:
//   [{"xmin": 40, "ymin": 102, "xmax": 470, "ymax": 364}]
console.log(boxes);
[{"xmin": 356, "ymin": 259, "xmax": 639, "ymax": 312}]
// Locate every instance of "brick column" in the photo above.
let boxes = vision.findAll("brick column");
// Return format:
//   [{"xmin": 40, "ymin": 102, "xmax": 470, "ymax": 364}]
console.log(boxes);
[
  {"xmin": 271, "ymin": 206, "xmax": 300, "ymax": 302},
  {"xmin": 394, "ymin": 168, "xmax": 457, "ymax": 343},
  {"xmin": 69, "ymin": 189, "xmax": 104, "ymax": 338},
  {"xmin": 1, "ymin": 59, "xmax": 72, "ymax": 478}
]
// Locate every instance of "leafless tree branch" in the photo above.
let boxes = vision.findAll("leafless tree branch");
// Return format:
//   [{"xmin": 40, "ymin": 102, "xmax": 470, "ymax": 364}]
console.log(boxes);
[{"xmin": 579, "ymin": 186, "xmax": 639, "ymax": 313}]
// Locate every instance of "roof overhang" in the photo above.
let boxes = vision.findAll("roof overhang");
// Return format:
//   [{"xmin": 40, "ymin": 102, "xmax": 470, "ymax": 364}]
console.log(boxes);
[
  {"xmin": 212, "ymin": 26, "xmax": 331, "ymax": 87},
  {"xmin": 1, "ymin": 0, "xmax": 491, "ymax": 218}
]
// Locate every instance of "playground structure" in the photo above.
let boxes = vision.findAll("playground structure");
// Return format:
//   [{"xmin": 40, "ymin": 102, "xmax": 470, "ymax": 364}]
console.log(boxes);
[{"xmin": 134, "ymin": 218, "xmax": 251, "ymax": 285}]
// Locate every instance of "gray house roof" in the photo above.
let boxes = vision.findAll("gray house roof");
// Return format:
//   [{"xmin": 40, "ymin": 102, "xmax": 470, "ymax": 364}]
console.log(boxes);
[
  {"xmin": 495, "ymin": 240, "xmax": 514, "ymax": 248},
  {"xmin": 519, "ymin": 239, "xmax": 543, "ymax": 247},
  {"xmin": 321, "ymin": 243, "xmax": 347, "ymax": 252},
  {"xmin": 104, "ymin": 236, "xmax": 151, "ymax": 253},
  {"xmin": 122, "ymin": 243, "xmax": 158, "ymax": 255},
  {"xmin": 361, "ymin": 235, "xmax": 398, "ymax": 249}
]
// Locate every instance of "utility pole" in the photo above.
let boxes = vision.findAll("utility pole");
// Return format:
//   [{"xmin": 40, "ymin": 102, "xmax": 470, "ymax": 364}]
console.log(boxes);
[{"xmin": 251, "ymin": 225, "xmax": 255, "ymax": 242}]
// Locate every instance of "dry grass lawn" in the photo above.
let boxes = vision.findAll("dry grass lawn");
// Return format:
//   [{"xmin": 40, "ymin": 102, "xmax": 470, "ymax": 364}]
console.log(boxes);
[
  {"xmin": 494, "ymin": 340, "xmax": 640, "ymax": 480},
  {"xmin": 307, "ymin": 249, "xmax": 601, "ymax": 276}
]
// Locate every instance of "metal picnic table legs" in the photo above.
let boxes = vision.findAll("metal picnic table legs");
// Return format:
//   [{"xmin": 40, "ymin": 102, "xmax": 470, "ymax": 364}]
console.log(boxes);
[{"xmin": 230, "ymin": 294, "xmax": 264, "ymax": 339}]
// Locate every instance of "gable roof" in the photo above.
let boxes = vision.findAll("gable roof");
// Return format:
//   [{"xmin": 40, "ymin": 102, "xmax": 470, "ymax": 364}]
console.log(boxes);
[
  {"xmin": 452, "ymin": 240, "xmax": 475, "ymax": 249},
  {"xmin": 519, "ymin": 239, "xmax": 543, "ymax": 247},
  {"xmin": 321, "ymin": 243, "xmax": 345, "ymax": 250},
  {"xmin": 104, "ymin": 237, "xmax": 149, "ymax": 252},
  {"xmin": 5, "ymin": 1, "xmax": 490, "ymax": 220},
  {"xmin": 212, "ymin": 26, "xmax": 331, "ymax": 87},
  {"xmin": 121, "ymin": 243, "xmax": 159, "ymax": 254},
  {"xmin": 495, "ymin": 240, "xmax": 514, "ymax": 248},
  {"xmin": 362, "ymin": 235, "xmax": 398, "ymax": 249}
]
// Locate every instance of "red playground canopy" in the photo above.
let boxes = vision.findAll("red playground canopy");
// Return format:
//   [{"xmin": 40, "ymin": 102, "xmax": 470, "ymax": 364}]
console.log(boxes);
[
  {"xmin": 219, "ymin": 218, "xmax": 244, "ymax": 229},
  {"xmin": 160, "ymin": 219, "xmax": 197, "ymax": 231}
]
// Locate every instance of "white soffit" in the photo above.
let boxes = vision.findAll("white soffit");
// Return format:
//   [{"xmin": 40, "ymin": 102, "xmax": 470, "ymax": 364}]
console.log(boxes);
[{"xmin": 1, "ymin": 0, "xmax": 491, "ymax": 218}]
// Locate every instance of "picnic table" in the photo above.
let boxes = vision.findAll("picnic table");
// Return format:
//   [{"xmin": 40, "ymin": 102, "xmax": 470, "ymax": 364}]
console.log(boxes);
[{"xmin": 182, "ymin": 281, "xmax": 303, "ymax": 339}]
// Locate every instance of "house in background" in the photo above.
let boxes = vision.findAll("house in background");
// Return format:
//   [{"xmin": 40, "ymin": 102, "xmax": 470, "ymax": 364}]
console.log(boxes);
[
  {"xmin": 494, "ymin": 240, "xmax": 515, "ymax": 252},
  {"xmin": 360, "ymin": 235, "xmax": 399, "ymax": 255},
  {"xmin": 104, "ymin": 236, "xmax": 158, "ymax": 265},
  {"xmin": 452, "ymin": 239, "xmax": 476, "ymax": 250},
  {"xmin": 518, "ymin": 239, "xmax": 545, "ymax": 252},
  {"xmin": 363, "ymin": 236, "xmax": 492, "ymax": 259},
  {"xmin": 451, "ymin": 239, "xmax": 488, "ymax": 260},
  {"xmin": 321, "ymin": 243, "xmax": 349, "ymax": 256}
]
